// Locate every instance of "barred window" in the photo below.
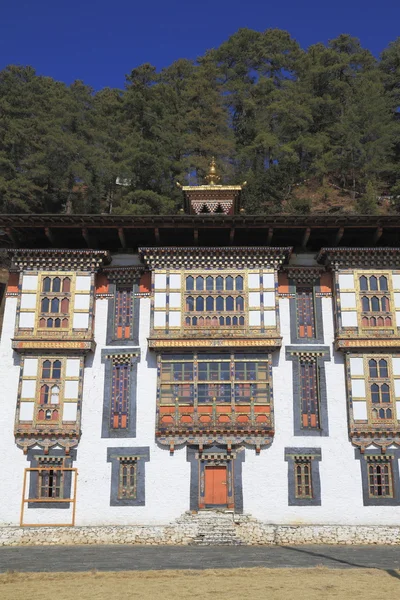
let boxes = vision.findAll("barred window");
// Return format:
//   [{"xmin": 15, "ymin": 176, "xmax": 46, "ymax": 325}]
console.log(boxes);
[
  {"xmin": 184, "ymin": 274, "xmax": 245, "ymax": 328},
  {"xmin": 296, "ymin": 286, "xmax": 315, "ymax": 338},
  {"xmin": 111, "ymin": 361, "xmax": 130, "ymax": 429},
  {"xmin": 359, "ymin": 275, "xmax": 392, "ymax": 328},
  {"xmin": 294, "ymin": 457, "xmax": 313, "ymax": 498},
  {"xmin": 37, "ymin": 457, "xmax": 64, "ymax": 499},
  {"xmin": 114, "ymin": 288, "xmax": 133, "ymax": 340},
  {"xmin": 39, "ymin": 276, "xmax": 71, "ymax": 329},
  {"xmin": 367, "ymin": 457, "xmax": 393, "ymax": 498},
  {"xmin": 159, "ymin": 353, "xmax": 269, "ymax": 408},
  {"xmin": 300, "ymin": 359, "xmax": 320, "ymax": 429},
  {"xmin": 117, "ymin": 458, "xmax": 137, "ymax": 500}
]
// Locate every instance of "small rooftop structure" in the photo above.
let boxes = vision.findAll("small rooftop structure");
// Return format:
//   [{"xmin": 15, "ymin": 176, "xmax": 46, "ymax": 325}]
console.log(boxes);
[{"xmin": 180, "ymin": 158, "xmax": 243, "ymax": 215}]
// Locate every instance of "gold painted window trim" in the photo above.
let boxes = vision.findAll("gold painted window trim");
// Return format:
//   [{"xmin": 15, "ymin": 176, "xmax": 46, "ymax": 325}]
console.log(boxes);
[{"xmin": 350, "ymin": 354, "xmax": 400, "ymax": 424}]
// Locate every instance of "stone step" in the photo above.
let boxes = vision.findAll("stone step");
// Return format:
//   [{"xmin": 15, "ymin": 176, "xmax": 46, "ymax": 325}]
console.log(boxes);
[{"xmin": 181, "ymin": 510, "xmax": 243, "ymax": 545}]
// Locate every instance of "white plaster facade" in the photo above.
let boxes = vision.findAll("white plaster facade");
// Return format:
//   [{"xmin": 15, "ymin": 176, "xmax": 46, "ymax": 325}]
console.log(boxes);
[{"xmin": 1, "ymin": 250, "xmax": 400, "ymax": 540}]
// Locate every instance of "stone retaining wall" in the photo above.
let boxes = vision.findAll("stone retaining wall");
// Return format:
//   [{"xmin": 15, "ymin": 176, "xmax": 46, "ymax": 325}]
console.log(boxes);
[{"xmin": 1, "ymin": 513, "xmax": 400, "ymax": 546}]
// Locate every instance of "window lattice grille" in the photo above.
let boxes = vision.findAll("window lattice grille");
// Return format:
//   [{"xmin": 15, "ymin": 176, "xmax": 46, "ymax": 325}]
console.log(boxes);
[
  {"xmin": 159, "ymin": 353, "xmax": 269, "ymax": 407},
  {"xmin": 367, "ymin": 457, "xmax": 394, "ymax": 498},
  {"xmin": 300, "ymin": 360, "xmax": 320, "ymax": 429},
  {"xmin": 184, "ymin": 275, "xmax": 245, "ymax": 328},
  {"xmin": 117, "ymin": 458, "xmax": 137, "ymax": 499},
  {"xmin": 39, "ymin": 276, "xmax": 71, "ymax": 329},
  {"xmin": 294, "ymin": 457, "xmax": 313, "ymax": 499}
]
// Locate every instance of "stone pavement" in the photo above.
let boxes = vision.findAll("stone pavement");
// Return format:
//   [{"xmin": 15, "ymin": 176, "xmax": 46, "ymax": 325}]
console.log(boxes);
[{"xmin": 1, "ymin": 545, "xmax": 400, "ymax": 573}]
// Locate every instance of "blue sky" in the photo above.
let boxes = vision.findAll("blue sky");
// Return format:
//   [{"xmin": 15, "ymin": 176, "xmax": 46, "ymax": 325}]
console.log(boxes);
[{"xmin": 1, "ymin": 0, "xmax": 399, "ymax": 90}]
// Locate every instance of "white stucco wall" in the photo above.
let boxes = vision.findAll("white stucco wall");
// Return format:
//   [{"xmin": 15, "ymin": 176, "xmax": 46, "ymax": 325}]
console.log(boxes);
[{"xmin": 1, "ymin": 255, "xmax": 400, "ymax": 529}]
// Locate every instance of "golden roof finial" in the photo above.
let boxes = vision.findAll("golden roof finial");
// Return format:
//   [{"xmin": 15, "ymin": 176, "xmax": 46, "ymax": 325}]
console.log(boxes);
[{"xmin": 204, "ymin": 157, "xmax": 221, "ymax": 186}]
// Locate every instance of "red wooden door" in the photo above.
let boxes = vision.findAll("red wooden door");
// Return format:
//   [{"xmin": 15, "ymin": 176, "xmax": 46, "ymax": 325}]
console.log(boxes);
[{"xmin": 204, "ymin": 466, "xmax": 228, "ymax": 506}]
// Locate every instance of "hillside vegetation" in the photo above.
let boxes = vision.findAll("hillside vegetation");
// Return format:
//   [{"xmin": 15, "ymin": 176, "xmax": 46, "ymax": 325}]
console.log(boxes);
[{"xmin": 0, "ymin": 29, "xmax": 399, "ymax": 215}]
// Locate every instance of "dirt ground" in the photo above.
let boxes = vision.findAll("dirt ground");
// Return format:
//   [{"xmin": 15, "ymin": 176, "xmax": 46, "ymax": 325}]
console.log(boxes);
[{"xmin": 1, "ymin": 567, "xmax": 400, "ymax": 600}]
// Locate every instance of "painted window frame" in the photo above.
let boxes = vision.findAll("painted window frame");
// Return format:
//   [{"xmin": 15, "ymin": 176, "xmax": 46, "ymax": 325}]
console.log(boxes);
[
  {"xmin": 101, "ymin": 350, "xmax": 140, "ymax": 438},
  {"xmin": 288, "ymin": 277, "xmax": 325, "ymax": 345},
  {"xmin": 17, "ymin": 355, "xmax": 83, "ymax": 428},
  {"xmin": 355, "ymin": 448, "xmax": 400, "ymax": 506},
  {"xmin": 26, "ymin": 449, "xmax": 76, "ymax": 509},
  {"xmin": 347, "ymin": 354, "xmax": 400, "ymax": 428},
  {"xmin": 284, "ymin": 447, "xmax": 322, "ymax": 506},
  {"xmin": 16, "ymin": 270, "xmax": 95, "ymax": 338},
  {"xmin": 107, "ymin": 447, "xmax": 149, "ymax": 506},
  {"xmin": 106, "ymin": 279, "xmax": 140, "ymax": 346},
  {"xmin": 152, "ymin": 268, "xmax": 279, "ymax": 335},
  {"xmin": 158, "ymin": 352, "xmax": 271, "ymax": 410},
  {"xmin": 286, "ymin": 347, "xmax": 330, "ymax": 437}
]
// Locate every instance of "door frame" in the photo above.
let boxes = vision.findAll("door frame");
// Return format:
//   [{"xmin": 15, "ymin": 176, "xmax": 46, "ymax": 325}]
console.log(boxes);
[
  {"xmin": 187, "ymin": 445, "xmax": 245, "ymax": 513},
  {"xmin": 199, "ymin": 455, "xmax": 234, "ymax": 509}
]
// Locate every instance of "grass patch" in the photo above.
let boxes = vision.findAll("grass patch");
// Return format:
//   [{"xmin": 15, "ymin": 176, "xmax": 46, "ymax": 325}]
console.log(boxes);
[{"xmin": 1, "ymin": 567, "xmax": 400, "ymax": 600}]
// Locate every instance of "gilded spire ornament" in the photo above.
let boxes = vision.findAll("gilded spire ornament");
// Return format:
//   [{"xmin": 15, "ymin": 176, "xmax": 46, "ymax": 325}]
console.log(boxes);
[{"xmin": 204, "ymin": 157, "xmax": 221, "ymax": 186}]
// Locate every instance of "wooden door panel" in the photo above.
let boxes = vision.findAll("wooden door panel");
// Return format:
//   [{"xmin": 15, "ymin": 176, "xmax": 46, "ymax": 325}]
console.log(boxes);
[{"xmin": 204, "ymin": 466, "xmax": 227, "ymax": 506}]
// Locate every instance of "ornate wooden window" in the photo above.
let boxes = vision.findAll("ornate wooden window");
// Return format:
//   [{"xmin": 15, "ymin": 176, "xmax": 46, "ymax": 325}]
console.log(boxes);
[
  {"xmin": 294, "ymin": 456, "xmax": 313, "ymax": 499},
  {"xmin": 37, "ymin": 457, "xmax": 64, "ymax": 499},
  {"xmin": 184, "ymin": 274, "xmax": 245, "ymax": 328},
  {"xmin": 367, "ymin": 456, "xmax": 393, "ymax": 498},
  {"xmin": 367, "ymin": 358, "xmax": 394, "ymax": 422},
  {"xmin": 358, "ymin": 274, "xmax": 393, "ymax": 329},
  {"xmin": 159, "ymin": 353, "xmax": 269, "ymax": 408},
  {"xmin": 296, "ymin": 286, "xmax": 315, "ymax": 338},
  {"xmin": 114, "ymin": 288, "xmax": 133, "ymax": 340},
  {"xmin": 299, "ymin": 359, "xmax": 320, "ymax": 429},
  {"xmin": 18, "ymin": 356, "xmax": 82, "ymax": 427},
  {"xmin": 111, "ymin": 361, "xmax": 131, "ymax": 430},
  {"xmin": 39, "ymin": 275, "xmax": 71, "ymax": 329},
  {"xmin": 38, "ymin": 359, "xmax": 62, "ymax": 422},
  {"xmin": 117, "ymin": 457, "xmax": 137, "ymax": 500}
]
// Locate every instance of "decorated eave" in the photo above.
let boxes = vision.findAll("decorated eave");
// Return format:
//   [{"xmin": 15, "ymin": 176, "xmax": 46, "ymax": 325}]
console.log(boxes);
[
  {"xmin": 139, "ymin": 246, "xmax": 292, "ymax": 270},
  {"xmin": 318, "ymin": 247, "xmax": 400, "ymax": 269},
  {"xmin": 8, "ymin": 248, "xmax": 110, "ymax": 271},
  {"xmin": 1, "ymin": 214, "xmax": 400, "ymax": 252},
  {"xmin": 182, "ymin": 185, "xmax": 243, "ymax": 215}
]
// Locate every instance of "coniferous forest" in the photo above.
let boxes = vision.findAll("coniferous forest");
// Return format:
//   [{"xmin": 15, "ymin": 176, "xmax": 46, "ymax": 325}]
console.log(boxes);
[{"xmin": 0, "ymin": 29, "xmax": 399, "ymax": 215}]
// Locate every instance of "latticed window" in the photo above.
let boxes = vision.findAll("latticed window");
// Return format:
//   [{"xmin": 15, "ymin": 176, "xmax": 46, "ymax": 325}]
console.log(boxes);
[
  {"xmin": 368, "ymin": 358, "xmax": 393, "ymax": 422},
  {"xmin": 39, "ymin": 275, "xmax": 71, "ymax": 329},
  {"xmin": 118, "ymin": 458, "xmax": 137, "ymax": 499},
  {"xmin": 367, "ymin": 457, "xmax": 393, "ymax": 498},
  {"xmin": 114, "ymin": 288, "xmax": 133, "ymax": 340},
  {"xmin": 359, "ymin": 274, "xmax": 392, "ymax": 328},
  {"xmin": 294, "ymin": 457, "xmax": 313, "ymax": 498},
  {"xmin": 38, "ymin": 359, "xmax": 62, "ymax": 422},
  {"xmin": 159, "ymin": 353, "xmax": 269, "ymax": 407},
  {"xmin": 296, "ymin": 286, "xmax": 315, "ymax": 338},
  {"xmin": 37, "ymin": 457, "xmax": 64, "ymax": 499},
  {"xmin": 300, "ymin": 359, "xmax": 320, "ymax": 429},
  {"xmin": 111, "ymin": 361, "xmax": 131, "ymax": 429},
  {"xmin": 184, "ymin": 274, "xmax": 245, "ymax": 328}
]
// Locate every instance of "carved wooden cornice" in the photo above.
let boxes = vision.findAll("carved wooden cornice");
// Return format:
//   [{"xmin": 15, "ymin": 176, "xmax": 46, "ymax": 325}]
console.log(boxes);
[
  {"xmin": 103, "ymin": 265, "xmax": 144, "ymax": 285},
  {"xmin": 350, "ymin": 430, "xmax": 400, "ymax": 453},
  {"xmin": 285, "ymin": 266, "xmax": 325, "ymax": 283},
  {"xmin": 139, "ymin": 246, "xmax": 292, "ymax": 270},
  {"xmin": 9, "ymin": 249, "xmax": 110, "ymax": 272},
  {"xmin": 318, "ymin": 247, "xmax": 400, "ymax": 270}
]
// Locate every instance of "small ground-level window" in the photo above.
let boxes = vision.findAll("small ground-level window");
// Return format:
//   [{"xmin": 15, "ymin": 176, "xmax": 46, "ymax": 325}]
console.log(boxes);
[
  {"xmin": 368, "ymin": 459, "xmax": 393, "ymax": 498},
  {"xmin": 118, "ymin": 458, "xmax": 137, "ymax": 499},
  {"xmin": 294, "ymin": 457, "xmax": 313, "ymax": 499},
  {"xmin": 37, "ymin": 458, "xmax": 64, "ymax": 499}
]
